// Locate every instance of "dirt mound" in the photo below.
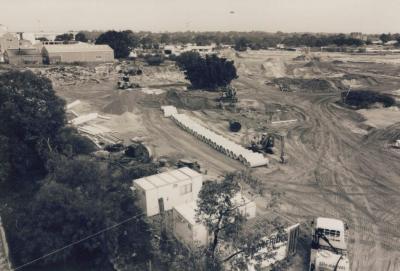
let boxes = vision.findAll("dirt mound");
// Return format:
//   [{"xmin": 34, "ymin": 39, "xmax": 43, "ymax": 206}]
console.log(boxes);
[
  {"xmin": 365, "ymin": 123, "xmax": 400, "ymax": 143},
  {"xmin": 261, "ymin": 59, "xmax": 287, "ymax": 78},
  {"xmin": 164, "ymin": 89, "xmax": 218, "ymax": 110},
  {"xmin": 273, "ymin": 77, "xmax": 337, "ymax": 92},
  {"xmin": 341, "ymin": 74, "xmax": 379, "ymax": 87}
]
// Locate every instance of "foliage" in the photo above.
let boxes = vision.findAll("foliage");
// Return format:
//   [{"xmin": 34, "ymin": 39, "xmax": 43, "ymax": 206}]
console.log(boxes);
[
  {"xmin": 0, "ymin": 70, "xmax": 66, "ymax": 187},
  {"xmin": 144, "ymin": 54, "xmax": 165, "ymax": 66},
  {"xmin": 196, "ymin": 174, "xmax": 245, "ymax": 264},
  {"xmin": 96, "ymin": 31, "xmax": 138, "ymax": 58},
  {"xmin": 75, "ymin": 32, "xmax": 88, "ymax": 42},
  {"xmin": 379, "ymin": 33, "xmax": 392, "ymax": 43},
  {"xmin": 234, "ymin": 37, "xmax": 249, "ymax": 51},
  {"xmin": 6, "ymin": 156, "xmax": 153, "ymax": 270},
  {"xmin": 175, "ymin": 52, "xmax": 238, "ymax": 90},
  {"xmin": 342, "ymin": 90, "xmax": 396, "ymax": 109},
  {"xmin": 55, "ymin": 33, "xmax": 74, "ymax": 42},
  {"xmin": 196, "ymin": 174, "xmax": 288, "ymax": 270}
]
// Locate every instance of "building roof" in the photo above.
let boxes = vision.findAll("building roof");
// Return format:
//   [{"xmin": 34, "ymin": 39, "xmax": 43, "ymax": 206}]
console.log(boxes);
[
  {"xmin": 5, "ymin": 48, "xmax": 41, "ymax": 56},
  {"xmin": 315, "ymin": 217, "xmax": 344, "ymax": 232},
  {"xmin": 133, "ymin": 167, "xmax": 201, "ymax": 191},
  {"xmin": 43, "ymin": 43, "xmax": 113, "ymax": 53},
  {"xmin": 174, "ymin": 201, "xmax": 198, "ymax": 225}
]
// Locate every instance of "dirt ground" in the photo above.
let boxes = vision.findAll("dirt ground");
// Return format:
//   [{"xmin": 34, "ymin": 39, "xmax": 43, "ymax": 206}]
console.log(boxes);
[{"xmin": 51, "ymin": 50, "xmax": 400, "ymax": 271}]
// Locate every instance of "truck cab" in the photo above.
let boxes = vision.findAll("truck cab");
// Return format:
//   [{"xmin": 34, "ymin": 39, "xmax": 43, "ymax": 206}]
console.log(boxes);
[{"xmin": 309, "ymin": 217, "xmax": 350, "ymax": 271}]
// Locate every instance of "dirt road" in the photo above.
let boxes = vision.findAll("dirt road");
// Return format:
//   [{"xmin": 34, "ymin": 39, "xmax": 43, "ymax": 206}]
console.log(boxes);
[{"xmin": 237, "ymin": 72, "xmax": 400, "ymax": 270}]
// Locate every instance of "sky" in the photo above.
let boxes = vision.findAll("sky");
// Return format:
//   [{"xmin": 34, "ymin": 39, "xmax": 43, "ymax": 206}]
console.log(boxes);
[{"xmin": 1, "ymin": 0, "xmax": 399, "ymax": 34}]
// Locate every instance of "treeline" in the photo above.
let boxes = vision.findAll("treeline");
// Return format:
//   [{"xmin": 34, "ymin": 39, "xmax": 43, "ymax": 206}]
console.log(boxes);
[
  {"xmin": 74, "ymin": 30, "xmax": 396, "ymax": 49},
  {"xmin": 0, "ymin": 71, "xmax": 157, "ymax": 270}
]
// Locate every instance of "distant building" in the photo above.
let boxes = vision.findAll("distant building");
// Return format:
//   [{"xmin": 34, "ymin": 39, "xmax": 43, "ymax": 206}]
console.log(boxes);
[
  {"xmin": 132, "ymin": 167, "xmax": 203, "ymax": 217},
  {"xmin": 4, "ymin": 48, "xmax": 42, "ymax": 65},
  {"xmin": 41, "ymin": 43, "xmax": 114, "ymax": 64},
  {"xmin": 0, "ymin": 33, "xmax": 19, "ymax": 53}
]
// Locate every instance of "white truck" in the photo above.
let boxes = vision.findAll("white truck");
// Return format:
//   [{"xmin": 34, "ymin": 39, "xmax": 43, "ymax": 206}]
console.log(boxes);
[{"xmin": 309, "ymin": 217, "xmax": 350, "ymax": 271}]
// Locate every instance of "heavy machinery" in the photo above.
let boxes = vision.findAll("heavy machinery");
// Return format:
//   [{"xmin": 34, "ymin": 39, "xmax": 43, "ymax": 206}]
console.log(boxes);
[
  {"xmin": 117, "ymin": 75, "xmax": 140, "ymax": 89},
  {"xmin": 392, "ymin": 139, "xmax": 400, "ymax": 149},
  {"xmin": 218, "ymin": 85, "xmax": 238, "ymax": 108},
  {"xmin": 249, "ymin": 133, "xmax": 275, "ymax": 154},
  {"xmin": 249, "ymin": 133, "xmax": 287, "ymax": 163},
  {"xmin": 309, "ymin": 217, "xmax": 350, "ymax": 271}
]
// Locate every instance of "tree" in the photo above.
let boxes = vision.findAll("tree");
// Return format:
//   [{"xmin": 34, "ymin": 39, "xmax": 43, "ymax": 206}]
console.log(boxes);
[
  {"xmin": 55, "ymin": 33, "xmax": 74, "ymax": 42},
  {"xmin": 196, "ymin": 174, "xmax": 244, "ymax": 268},
  {"xmin": 160, "ymin": 33, "xmax": 171, "ymax": 44},
  {"xmin": 8, "ymin": 157, "xmax": 153, "ymax": 269},
  {"xmin": 234, "ymin": 37, "xmax": 249, "ymax": 51},
  {"xmin": 175, "ymin": 52, "xmax": 238, "ymax": 90},
  {"xmin": 0, "ymin": 71, "xmax": 66, "ymax": 187},
  {"xmin": 196, "ymin": 174, "xmax": 287, "ymax": 270},
  {"xmin": 96, "ymin": 31, "xmax": 136, "ymax": 58},
  {"xmin": 75, "ymin": 31, "xmax": 88, "ymax": 42},
  {"xmin": 380, "ymin": 33, "xmax": 392, "ymax": 44}
]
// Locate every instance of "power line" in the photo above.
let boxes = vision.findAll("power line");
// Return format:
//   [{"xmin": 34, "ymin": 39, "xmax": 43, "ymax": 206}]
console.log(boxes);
[{"xmin": 12, "ymin": 212, "xmax": 145, "ymax": 271}]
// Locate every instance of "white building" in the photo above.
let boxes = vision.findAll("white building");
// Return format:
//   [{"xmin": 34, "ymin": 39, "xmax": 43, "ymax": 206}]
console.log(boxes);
[
  {"xmin": 132, "ymin": 167, "xmax": 203, "ymax": 217},
  {"xmin": 172, "ymin": 193, "xmax": 256, "ymax": 247}
]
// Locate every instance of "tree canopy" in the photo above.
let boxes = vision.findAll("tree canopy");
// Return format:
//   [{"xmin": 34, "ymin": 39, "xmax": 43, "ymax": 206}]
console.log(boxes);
[
  {"xmin": 96, "ymin": 30, "xmax": 138, "ymax": 58},
  {"xmin": 0, "ymin": 71, "xmax": 66, "ymax": 187},
  {"xmin": 55, "ymin": 33, "xmax": 74, "ymax": 42},
  {"xmin": 0, "ymin": 70, "xmax": 155, "ymax": 270},
  {"xmin": 175, "ymin": 52, "xmax": 238, "ymax": 90},
  {"xmin": 75, "ymin": 32, "xmax": 88, "ymax": 42}
]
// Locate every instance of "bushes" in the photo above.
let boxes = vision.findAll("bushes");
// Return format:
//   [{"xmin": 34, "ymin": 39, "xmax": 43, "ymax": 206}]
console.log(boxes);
[
  {"xmin": 175, "ymin": 52, "xmax": 238, "ymax": 90},
  {"xmin": 342, "ymin": 90, "xmax": 396, "ymax": 109},
  {"xmin": 144, "ymin": 54, "xmax": 165, "ymax": 66}
]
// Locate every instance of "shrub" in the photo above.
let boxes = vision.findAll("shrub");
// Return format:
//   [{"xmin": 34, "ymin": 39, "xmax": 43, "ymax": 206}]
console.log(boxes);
[{"xmin": 342, "ymin": 90, "xmax": 396, "ymax": 109}]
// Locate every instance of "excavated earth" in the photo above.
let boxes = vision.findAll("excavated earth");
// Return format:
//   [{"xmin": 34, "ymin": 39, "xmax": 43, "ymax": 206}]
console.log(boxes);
[{"xmin": 51, "ymin": 50, "xmax": 400, "ymax": 271}]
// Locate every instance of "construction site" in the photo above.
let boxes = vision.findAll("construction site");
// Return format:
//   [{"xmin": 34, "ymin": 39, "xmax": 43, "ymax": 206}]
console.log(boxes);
[{"xmin": 21, "ymin": 47, "xmax": 397, "ymax": 271}]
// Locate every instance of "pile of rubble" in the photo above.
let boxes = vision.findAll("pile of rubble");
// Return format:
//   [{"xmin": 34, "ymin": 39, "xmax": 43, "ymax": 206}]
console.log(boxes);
[{"xmin": 34, "ymin": 63, "xmax": 115, "ymax": 86}]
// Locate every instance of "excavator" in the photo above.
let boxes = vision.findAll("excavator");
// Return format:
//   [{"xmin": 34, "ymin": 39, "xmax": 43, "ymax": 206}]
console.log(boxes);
[{"xmin": 249, "ymin": 133, "xmax": 287, "ymax": 163}]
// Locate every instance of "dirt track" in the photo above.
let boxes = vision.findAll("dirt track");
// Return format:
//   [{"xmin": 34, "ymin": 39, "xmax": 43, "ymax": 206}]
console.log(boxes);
[
  {"xmin": 233, "ymin": 51, "xmax": 400, "ymax": 270},
  {"xmin": 54, "ymin": 51, "xmax": 400, "ymax": 270}
]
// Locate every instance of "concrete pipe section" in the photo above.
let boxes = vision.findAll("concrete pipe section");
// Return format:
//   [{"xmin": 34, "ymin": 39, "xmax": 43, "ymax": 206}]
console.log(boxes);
[{"xmin": 164, "ymin": 106, "xmax": 269, "ymax": 167}]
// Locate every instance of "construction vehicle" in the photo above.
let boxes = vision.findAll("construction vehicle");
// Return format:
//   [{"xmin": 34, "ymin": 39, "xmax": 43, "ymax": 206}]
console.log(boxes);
[
  {"xmin": 117, "ymin": 75, "xmax": 140, "ymax": 89},
  {"xmin": 392, "ymin": 139, "xmax": 400, "ymax": 149},
  {"xmin": 249, "ymin": 133, "xmax": 287, "ymax": 163},
  {"xmin": 309, "ymin": 217, "xmax": 350, "ymax": 271},
  {"xmin": 176, "ymin": 159, "xmax": 201, "ymax": 173},
  {"xmin": 249, "ymin": 133, "xmax": 274, "ymax": 154},
  {"xmin": 218, "ymin": 85, "xmax": 238, "ymax": 108}
]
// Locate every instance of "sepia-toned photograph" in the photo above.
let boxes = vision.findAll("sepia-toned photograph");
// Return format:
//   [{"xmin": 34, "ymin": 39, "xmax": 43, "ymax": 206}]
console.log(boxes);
[{"xmin": 0, "ymin": 1, "xmax": 399, "ymax": 270}]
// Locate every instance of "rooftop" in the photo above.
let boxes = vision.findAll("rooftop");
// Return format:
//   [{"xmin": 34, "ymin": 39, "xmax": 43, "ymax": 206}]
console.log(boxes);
[
  {"xmin": 43, "ymin": 43, "xmax": 113, "ymax": 53},
  {"xmin": 174, "ymin": 201, "xmax": 198, "ymax": 225},
  {"xmin": 133, "ymin": 167, "xmax": 202, "ymax": 191}
]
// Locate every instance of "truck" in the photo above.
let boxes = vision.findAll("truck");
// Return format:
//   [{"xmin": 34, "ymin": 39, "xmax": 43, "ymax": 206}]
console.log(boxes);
[{"xmin": 309, "ymin": 217, "xmax": 350, "ymax": 271}]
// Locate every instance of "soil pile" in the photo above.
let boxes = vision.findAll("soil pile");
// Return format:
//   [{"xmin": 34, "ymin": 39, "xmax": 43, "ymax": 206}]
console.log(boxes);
[{"xmin": 273, "ymin": 77, "xmax": 337, "ymax": 92}]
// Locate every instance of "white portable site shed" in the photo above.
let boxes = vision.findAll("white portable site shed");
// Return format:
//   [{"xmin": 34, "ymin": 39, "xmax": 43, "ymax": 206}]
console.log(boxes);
[{"xmin": 132, "ymin": 167, "xmax": 203, "ymax": 217}]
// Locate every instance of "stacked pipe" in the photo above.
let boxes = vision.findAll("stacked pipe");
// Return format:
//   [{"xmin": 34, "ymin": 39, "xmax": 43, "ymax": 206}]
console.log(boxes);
[{"xmin": 170, "ymin": 113, "xmax": 268, "ymax": 168}]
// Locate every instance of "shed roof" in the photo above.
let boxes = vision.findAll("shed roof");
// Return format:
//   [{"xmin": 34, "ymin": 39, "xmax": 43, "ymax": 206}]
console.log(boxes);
[
  {"xmin": 43, "ymin": 43, "xmax": 113, "ymax": 53},
  {"xmin": 5, "ymin": 48, "xmax": 40, "ymax": 56},
  {"xmin": 133, "ymin": 167, "xmax": 201, "ymax": 191},
  {"xmin": 174, "ymin": 201, "xmax": 197, "ymax": 225}
]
